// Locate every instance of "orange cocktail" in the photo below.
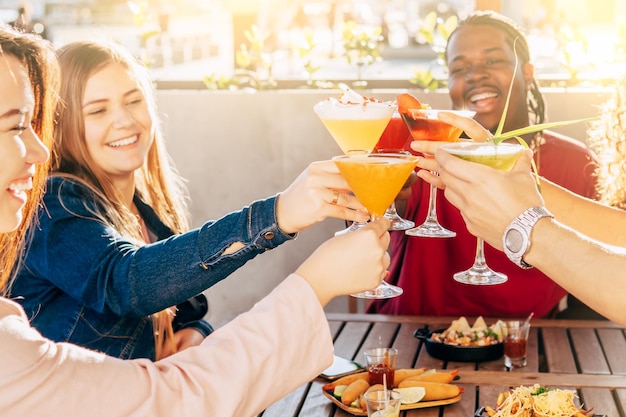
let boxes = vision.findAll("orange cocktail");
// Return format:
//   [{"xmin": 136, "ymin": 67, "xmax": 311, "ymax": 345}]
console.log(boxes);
[{"xmin": 332, "ymin": 154, "xmax": 418, "ymax": 218}]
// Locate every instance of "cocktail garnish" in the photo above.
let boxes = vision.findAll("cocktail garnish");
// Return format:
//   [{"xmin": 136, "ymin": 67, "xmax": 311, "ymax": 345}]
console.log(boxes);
[
  {"xmin": 481, "ymin": 38, "xmax": 597, "ymax": 189},
  {"xmin": 490, "ymin": 38, "xmax": 598, "ymax": 147},
  {"xmin": 337, "ymin": 83, "xmax": 386, "ymax": 107},
  {"xmin": 397, "ymin": 93, "xmax": 430, "ymax": 117}
]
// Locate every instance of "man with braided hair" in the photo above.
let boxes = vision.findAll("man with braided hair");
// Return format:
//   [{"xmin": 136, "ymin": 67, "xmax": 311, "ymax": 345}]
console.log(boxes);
[{"xmin": 369, "ymin": 10, "xmax": 600, "ymax": 319}]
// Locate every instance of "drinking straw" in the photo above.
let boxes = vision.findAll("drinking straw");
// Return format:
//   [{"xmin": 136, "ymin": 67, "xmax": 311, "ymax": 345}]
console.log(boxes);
[
  {"xmin": 523, "ymin": 312, "xmax": 534, "ymax": 328},
  {"xmin": 383, "ymin": 373, "xmax": 387, "ymax": 398}
]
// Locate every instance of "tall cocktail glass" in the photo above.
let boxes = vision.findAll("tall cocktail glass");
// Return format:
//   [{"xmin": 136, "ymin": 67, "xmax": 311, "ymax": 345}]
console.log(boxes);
[
  {"xmin": 440, "ymin": 142, "xmax": 526, "ymax": 285},
  {"xmin": 373, "ymin": 112, "xmax": 415, "ymax": 231},
  {"xmin": 314, "ymin": 88, "xmax": 395, "ymax": 235},
  {"xmin": 333, "ymin": 153, "xmax": 418, "ymax": 298},
  {"xmin": 401, "ymin": 109, "xmax": 475, "ymax": 238}
]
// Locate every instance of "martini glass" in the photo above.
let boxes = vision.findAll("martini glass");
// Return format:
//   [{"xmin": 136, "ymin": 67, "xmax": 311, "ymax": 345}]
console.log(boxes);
[
  {"xmin": 314, "ymin": 87, "xmax": 395, "ymax": 235},
  {"xmin": 373, "ymin": 112, "xmax": 415, "ymax": 231},
  {"xmin": 333, "ymin": 153, "xmax": 419, "ymax": 298},
  {"xmin": 401, "ymin": 109, "xmax": 475, "ymax": 238},
  {"xmin": 441, "ymin": 142, "xmax": 526, "ymax": 285}
]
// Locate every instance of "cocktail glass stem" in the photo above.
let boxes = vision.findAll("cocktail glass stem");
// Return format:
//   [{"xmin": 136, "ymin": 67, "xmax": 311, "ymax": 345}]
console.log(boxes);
[
  {"xmin": 351, "ymin": 280, "xmax": 403, "ymax": 299},
  {"xmin": 405, "ymin": 170, "xmax": 456, "ymax": 238},
  {"xmin": 335, "ymin": 220, "xmax": 368, "ymax": 236},
  {"xmin": 351, "ymin": 215, "xmax": 403, "ymax": 299},
  {"xmin": 384, "ymin": 201, "xmax": 415, "ymax": 231},
  {"xmin": 453, "ymin": 238, "xmax": 507, "ymax": 285}
]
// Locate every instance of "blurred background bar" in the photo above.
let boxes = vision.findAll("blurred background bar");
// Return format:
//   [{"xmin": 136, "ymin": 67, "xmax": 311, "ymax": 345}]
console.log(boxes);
[{"xmin": 0, "ymin": 0, "xmax": 624, "ymax": 87}]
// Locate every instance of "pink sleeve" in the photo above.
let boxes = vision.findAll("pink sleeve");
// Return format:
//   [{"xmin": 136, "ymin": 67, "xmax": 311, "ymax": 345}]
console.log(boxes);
[{"xmin": 0, "ymin": 274, "xmax": 333, "ymax": 417}]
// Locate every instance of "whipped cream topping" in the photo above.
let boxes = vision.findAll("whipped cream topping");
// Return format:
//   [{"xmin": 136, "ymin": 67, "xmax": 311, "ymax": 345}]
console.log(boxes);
[{"xmin": 313, "ymin": 86, "xmax": 395, "ymax": 120}]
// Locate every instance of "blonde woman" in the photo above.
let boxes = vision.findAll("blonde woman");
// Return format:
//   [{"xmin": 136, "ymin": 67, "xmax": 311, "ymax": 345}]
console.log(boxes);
[
  {"xmin": 10, "ymin": 39, "xmax": 370, "ymax": 360},
  {"xmin": 0, "ymin": 24, "xmax": 391, "ymax": 416}
]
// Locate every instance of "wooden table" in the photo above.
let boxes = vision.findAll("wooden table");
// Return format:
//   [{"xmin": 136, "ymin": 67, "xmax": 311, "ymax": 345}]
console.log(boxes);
[{"xmin": 260, "ymin": 314, "xmax": 626, "ymax": 417}]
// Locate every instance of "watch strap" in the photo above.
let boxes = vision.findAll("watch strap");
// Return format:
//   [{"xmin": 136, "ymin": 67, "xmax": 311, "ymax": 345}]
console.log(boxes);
[{"xmin": 503, "ymin": 206, "xmax": 554, "ymax": 269}]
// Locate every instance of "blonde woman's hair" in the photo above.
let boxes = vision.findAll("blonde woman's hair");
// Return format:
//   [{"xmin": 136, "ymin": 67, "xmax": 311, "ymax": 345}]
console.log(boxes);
[
  {"xmin": 53, "ymin": 39, "xmax": 191, "ymax": 359},
  {"xmin": 588, "ymin": 75, "xmax": 626, "ymax": 209},
  {"xmin": 0, "ymin": 25, "xmax": 59, "ymax": 295}
]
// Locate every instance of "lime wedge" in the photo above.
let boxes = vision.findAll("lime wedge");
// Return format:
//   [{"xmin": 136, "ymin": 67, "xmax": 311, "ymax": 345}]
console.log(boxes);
[
  {"xmin": 333, "ymin": 385, "xmax": 347, "ymax": 399},
  {"xmin": 394, "ymin": 387, "xmax": 426, "ymax": 404}
]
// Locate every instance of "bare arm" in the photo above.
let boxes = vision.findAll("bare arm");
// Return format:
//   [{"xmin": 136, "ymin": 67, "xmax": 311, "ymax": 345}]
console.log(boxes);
[
  {"xmin": 540, "ymin": 178, "xmax": 626, "ymax": 247},
  {"xmin": 524, "ymin": 217, "xmax": 626, "ymax": 325},
  {"xmin": 435, "ymin": 149, "xmax": 626, "ymax": 326}
]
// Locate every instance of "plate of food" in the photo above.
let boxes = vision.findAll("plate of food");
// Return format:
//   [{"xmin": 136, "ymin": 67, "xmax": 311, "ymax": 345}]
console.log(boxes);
[
  {"xmin": 414, "ymin": 316, "xmax": 506, "ymax": 362},
  {"xmin": 474, "ymin": 384, "xmax": 595, "ymax": 417},
  {"xmin": 321, "ymin": 368, "xmax": 462, "ymax": 416}
]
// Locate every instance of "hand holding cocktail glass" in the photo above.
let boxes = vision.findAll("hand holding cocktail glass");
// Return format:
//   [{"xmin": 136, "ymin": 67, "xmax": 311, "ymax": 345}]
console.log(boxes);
[
  {"xmin": 333, "ymin": 153, "xmax": 418, "ymax": 298},
  {"xmin": 277, "ymin": 160, "xmax": 370, "ymax": 232},
  {"xmin": 441, "ymin": 142, "xmax": 525, "ymax": 284},
  {"xmin": 411, "ymin": 112, "xmax": 530, "ymax": 285}
]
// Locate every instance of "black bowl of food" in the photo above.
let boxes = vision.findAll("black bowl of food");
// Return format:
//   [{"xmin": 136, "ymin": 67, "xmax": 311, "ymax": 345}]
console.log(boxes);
[{"xmin": 414, "ymin": 327, "xmax": 504, "ymax": 363}]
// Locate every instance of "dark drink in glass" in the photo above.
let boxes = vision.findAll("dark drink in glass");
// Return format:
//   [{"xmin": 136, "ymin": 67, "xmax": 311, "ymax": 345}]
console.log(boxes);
[
  {"xmin": 503, "ymin": 320, "xmax": 530, "ymax": 368},
  {"xmin": 364, "ymin": 347, "xmax": 398, "ymax": 388},
  {"xmin": 367, "ymin": 363, "xmax": 395, "ymax": 387}
]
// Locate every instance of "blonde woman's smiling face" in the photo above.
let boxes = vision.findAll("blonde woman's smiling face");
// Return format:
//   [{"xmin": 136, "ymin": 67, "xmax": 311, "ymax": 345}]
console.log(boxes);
[
  {"xmin": 82, "ymin": 62, "xmax": 153, "ymax": 186},
  {"xmin": 0, "ymin": 54, "xmax": 49, "ymax": 232}
]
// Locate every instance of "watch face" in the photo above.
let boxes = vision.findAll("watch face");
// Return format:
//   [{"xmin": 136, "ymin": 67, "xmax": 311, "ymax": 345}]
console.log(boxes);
[{"xmin": 505, "ymin": 228, "xmax": 524, "ymax": 253}]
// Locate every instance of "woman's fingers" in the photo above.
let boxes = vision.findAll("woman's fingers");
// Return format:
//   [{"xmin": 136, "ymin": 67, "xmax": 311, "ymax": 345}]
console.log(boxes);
[
  {"xmin": 277, "ymin": 160, "xmax": 369, "ymax": 233},
  {"xmin": 410, "ymin": 140, "xmax": 440, "ymax": 155},
  {"xmin": 296, "ymin": 218, "xmax": 391, "ymax": 306}
]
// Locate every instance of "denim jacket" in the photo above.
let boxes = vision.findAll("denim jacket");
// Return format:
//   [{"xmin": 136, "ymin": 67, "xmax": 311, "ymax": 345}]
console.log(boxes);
[{"xmin": 10, "ymin": 176, "xmax": 295, "ymax": 359}]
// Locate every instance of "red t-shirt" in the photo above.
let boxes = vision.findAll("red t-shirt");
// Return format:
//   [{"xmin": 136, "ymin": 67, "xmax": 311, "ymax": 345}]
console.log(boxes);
[{"xmin": 368, "ymin": 131, "xmax": 598, "ymax": 318}]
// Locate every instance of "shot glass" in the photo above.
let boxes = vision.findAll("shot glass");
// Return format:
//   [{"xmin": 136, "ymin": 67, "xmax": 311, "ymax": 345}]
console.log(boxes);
[
  {"xmin": 364, "ymin": 389, "xmax": 402, "ymax": 417},
  {"xmin": 364, "ymin": 347, "xmax": 398, "ymax": 388},
  {"xmin": 504, "ymin": 320, "xmax": 530, "ymax": 368}
]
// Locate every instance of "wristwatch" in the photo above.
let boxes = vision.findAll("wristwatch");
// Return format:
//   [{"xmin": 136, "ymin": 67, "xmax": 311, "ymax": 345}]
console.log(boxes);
[{"xmin": 502, "ymin": 206, "xmax": 554, "ymax": 269}]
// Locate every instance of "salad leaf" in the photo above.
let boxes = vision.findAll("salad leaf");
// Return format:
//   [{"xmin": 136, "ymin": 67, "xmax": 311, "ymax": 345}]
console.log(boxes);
[{"xmin": 531, "ymin": 386, "xmax": 552, "ymax": 396}]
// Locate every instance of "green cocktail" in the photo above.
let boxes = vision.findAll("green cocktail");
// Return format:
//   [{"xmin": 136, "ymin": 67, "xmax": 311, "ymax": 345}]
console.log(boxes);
[{"xmin": 441, "ymin": 142, "xmax": 525, "ymax": 171}]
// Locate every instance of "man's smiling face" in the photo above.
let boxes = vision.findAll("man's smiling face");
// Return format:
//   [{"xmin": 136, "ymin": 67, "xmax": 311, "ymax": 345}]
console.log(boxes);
[{"xmin": 446, "ymin": 24, "xmax": 534, "ymax": 133}]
